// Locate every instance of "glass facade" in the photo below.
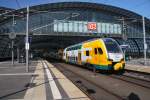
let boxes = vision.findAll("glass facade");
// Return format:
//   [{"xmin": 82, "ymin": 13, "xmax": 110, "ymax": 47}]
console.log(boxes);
[
  {"xmin": 0, "ymin": 9, "xmax": 149, "ymax": 38},
  {"xmin": 0, "ymin": 2, "xmax": 150, "ymax": 58},
  {"xmin": 53, "ymin": 20, "xmax": 122, "ymax": 34}
]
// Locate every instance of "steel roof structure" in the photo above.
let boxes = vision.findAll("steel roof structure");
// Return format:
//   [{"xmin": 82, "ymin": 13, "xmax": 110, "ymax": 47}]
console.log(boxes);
[
  {"xmin": 0, "ymin": 2, "xmax": 150, "ymax": 25},
  {"xmin": 0, "ymin": 2, "xmax": 150, "ymax": 59}
]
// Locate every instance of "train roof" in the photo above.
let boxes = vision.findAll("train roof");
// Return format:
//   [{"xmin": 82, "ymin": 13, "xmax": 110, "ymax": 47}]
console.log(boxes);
[
  {"xmin": 65, "ymin": 38, "xmax": 115, "ymax": 50},
  {"xmin": 66, "ymin": 38, "xmax": 99, "ymax": 48}
]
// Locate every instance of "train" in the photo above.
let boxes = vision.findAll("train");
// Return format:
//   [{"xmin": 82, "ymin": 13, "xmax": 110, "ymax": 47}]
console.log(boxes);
[{"xmin": 63, "ymin": 38, "xmax": 125, "ymax": 71}]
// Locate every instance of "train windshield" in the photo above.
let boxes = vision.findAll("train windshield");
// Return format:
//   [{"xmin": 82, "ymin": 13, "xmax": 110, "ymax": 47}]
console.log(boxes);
[{"xmin": 103, "ymin": 39, "xmax": 121, "ymax": 53}]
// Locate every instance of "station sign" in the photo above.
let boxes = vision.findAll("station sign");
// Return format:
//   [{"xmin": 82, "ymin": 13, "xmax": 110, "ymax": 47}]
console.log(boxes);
[
  {"xmin": 9, "ymin": 33, "xmax": 16, "ymax": 39},
  {"xmin": 87, "ymin": 22, "xmax": 97, "ymax": 31}
]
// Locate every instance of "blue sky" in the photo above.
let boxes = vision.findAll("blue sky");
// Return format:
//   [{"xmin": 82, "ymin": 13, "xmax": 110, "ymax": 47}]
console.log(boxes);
[{"xmin": 0, "ymin": 0, "xmax": 150, "ymax": 19}]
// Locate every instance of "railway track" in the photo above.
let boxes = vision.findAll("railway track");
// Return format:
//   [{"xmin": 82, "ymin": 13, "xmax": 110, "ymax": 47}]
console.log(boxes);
[
  {"xmin": 53, "ymin": 63, "xmax": 126, "ymax": 100},
  {"xmin": 45, "ymin": 57, "xmax": 150, "ymax": 100},
  {"xmin": 106, "ymin": 68, "xmax": 150, "ymax": 89},
  {"xmin": 52, "ymin": 63, "xmax": 97, "ymax": 100},
  {"xmin": 109, "ymin": 74, "xmax": 150, "ymax": 89},
  {"xmin": 124, "ymin": 70, "xmax": 150, "ymax": 82}
]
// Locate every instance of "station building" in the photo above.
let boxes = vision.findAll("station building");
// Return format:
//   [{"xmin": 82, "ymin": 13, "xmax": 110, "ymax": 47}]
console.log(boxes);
[{"xmin": 0, "ymin": 2, "xmax": 150, "ymax": 59}]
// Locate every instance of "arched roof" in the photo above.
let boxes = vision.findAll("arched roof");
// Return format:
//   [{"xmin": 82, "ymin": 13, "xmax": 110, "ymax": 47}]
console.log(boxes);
[
  {"xmin": 0, "ymin": 2, "xmax": 150, "ymax": 58},
  {"xmin": 0, "ymin": 7, "xmax": 13, "ymax": 13},
  {"xmin": 29, "ymin": 2, "xmax": 142, "ymax": 19},
  {"xmin": 28, "ymin": 2, "xmax": 150, "ymax": 26},
  {"xmin": 1, "ymin": 2, "xmax": 150, "ymax": 26},
  {"xmin": 0, "ymin": 7, "xmax": 14, "ymax": 22}
]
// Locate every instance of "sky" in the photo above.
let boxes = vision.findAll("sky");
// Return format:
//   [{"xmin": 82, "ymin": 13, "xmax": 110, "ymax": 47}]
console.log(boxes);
[{"xmin": 0, "ymin": 0, "xmax": 150, "ymax": 19}]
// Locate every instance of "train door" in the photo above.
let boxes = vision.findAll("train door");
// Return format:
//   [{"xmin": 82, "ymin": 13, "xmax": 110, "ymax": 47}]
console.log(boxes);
[
  {"xmin": 98, "ymin": 47, "xmax": 104, "ymax": 64},
  {"xmin": 78, "ymin": 51, "xmax": 81, "ymax": 65},
  {"xmin": 94, "ymin": 48, "xmax": 103, "ymax": 64},
  {"xmin": 94, "ymin": 48, "xmax": 98, "ymax": 64}
]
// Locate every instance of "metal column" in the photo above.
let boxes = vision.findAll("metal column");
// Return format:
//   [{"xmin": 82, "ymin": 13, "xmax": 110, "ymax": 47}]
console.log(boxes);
[
  {"xmin": 122, "ymin": 17, "xmax": 127, "ymax": 62},
  {"xmin": 11, "ymin": 40, "xmax": 14, "ymax": 65},
  {"xmin": 17, "ymin": 48, "xmax": 20, "ymax": 63},
  {"xmin": 26, "ymin": 6, "xmax": 29, "ymax": 72},
  {"xmin": 11, "ymin": 14, "xmax": 15, "ymax": 66},
  {"xmin": 142, "ymin": 16, "xmax": 147, "ymax": 65}
]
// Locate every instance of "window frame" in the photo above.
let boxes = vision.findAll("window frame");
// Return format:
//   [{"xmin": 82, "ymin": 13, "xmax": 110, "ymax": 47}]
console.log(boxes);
[
  {"xmin": 94, "ymin": 48, "xmax": 97, "ymax": 54},
  {"xmin": 86, "ymin": 50, "xmax": 89, "ymax": 56},
  {"xmin": 98, "ymin": 48, "xmax": 103, "ymax": 54}
]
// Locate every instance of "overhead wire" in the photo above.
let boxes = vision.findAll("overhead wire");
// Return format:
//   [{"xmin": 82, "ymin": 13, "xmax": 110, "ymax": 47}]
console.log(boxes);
[{"xmin": 15, "ymin": 0, "xmax": 22, "ymax": 9}]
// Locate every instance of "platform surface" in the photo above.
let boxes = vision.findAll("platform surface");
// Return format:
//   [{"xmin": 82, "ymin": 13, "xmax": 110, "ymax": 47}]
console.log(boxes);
[
  {"xmin": 0, "ymin": 60, "xmax": 90, "ymax": 100},
  {"xmin": 126, "ymin": 58, "xmax": 150, "ymax": 74}
]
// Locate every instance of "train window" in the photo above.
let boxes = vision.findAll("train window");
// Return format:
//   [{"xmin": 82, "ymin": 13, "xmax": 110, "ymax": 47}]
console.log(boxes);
[
  {"xmin": 94, "ymin": 48, "xmax": 97, "ymax": 54},
  {"xmin": 86, "ymin": 51, "xmax": 89, "ymax": 56},
  {"xmin": 104, "ymin": 39, "xmax": 121, "ymax": 53},
  {"xmin": 98, "ymin": 48, "xmax": 103, "ymax": 54}
]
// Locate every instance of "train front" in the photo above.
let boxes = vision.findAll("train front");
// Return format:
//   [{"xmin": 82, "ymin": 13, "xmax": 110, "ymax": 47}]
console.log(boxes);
[{"xmin": 103, "ymin": 38, "xmax": 125, "ymax": 71}]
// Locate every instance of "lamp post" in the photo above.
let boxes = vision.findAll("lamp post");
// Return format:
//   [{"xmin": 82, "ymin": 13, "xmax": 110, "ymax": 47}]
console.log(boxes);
[
  {"xmin": 8, "ymin": 14, "xmax": 16, "ymax": 66},
  {"xmin": 1, "ymin": 10, "xmax": 28, "ymax": 66},
  {"xmin": 3, "ymin": 13, "xmax": 22, "ymax": 65}
]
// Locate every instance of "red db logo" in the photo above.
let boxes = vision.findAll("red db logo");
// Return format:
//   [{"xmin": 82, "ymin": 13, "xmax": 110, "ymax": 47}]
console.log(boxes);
[{"xmin": 87, "ymin": 22, "xmax": 97, "ymax": 30}]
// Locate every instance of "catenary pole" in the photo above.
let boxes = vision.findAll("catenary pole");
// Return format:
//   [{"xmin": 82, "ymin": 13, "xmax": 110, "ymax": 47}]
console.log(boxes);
[
  {"xmin": 26, "ymin": 6, "xmax": 29, "ymax": 72},
  {"xmin": 142, "ymin": 16, "xmax": 147, "ymax": 65},
  {"xmin": 122, "ymin": 17, "xmax": 127, "ymax": 62},
  {"xmin": 12, "ymin": 14, "xmax": 15, "ymax": 66}
]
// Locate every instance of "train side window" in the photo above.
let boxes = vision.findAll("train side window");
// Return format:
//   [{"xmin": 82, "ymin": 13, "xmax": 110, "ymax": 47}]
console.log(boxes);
[
  {"xmin": 98, "ymin": 48, "xmax": 103, "ymax": 54},
  {"xmin": 86, "ymin": 51, "xmax": 89, "ymax": 56},
  {"xmin": 94, "ymin": 48, "xmax": 97, "ymax": 54}
]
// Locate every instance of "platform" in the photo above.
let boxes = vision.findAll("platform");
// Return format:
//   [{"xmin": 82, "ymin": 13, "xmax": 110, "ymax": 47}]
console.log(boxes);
[
  {"xmin": 126, "ymin": 58, "xmax": 150, "ymax": 74},
  {"xmin": 0, "ymin": 60, "xmax": 90, "ymax": 100}
]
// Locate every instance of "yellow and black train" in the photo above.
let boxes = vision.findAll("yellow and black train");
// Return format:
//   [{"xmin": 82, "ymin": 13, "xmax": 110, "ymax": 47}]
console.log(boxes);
[{"xmin": 63, "ymin": 38, "xmax": 125, "ymax": 71}]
